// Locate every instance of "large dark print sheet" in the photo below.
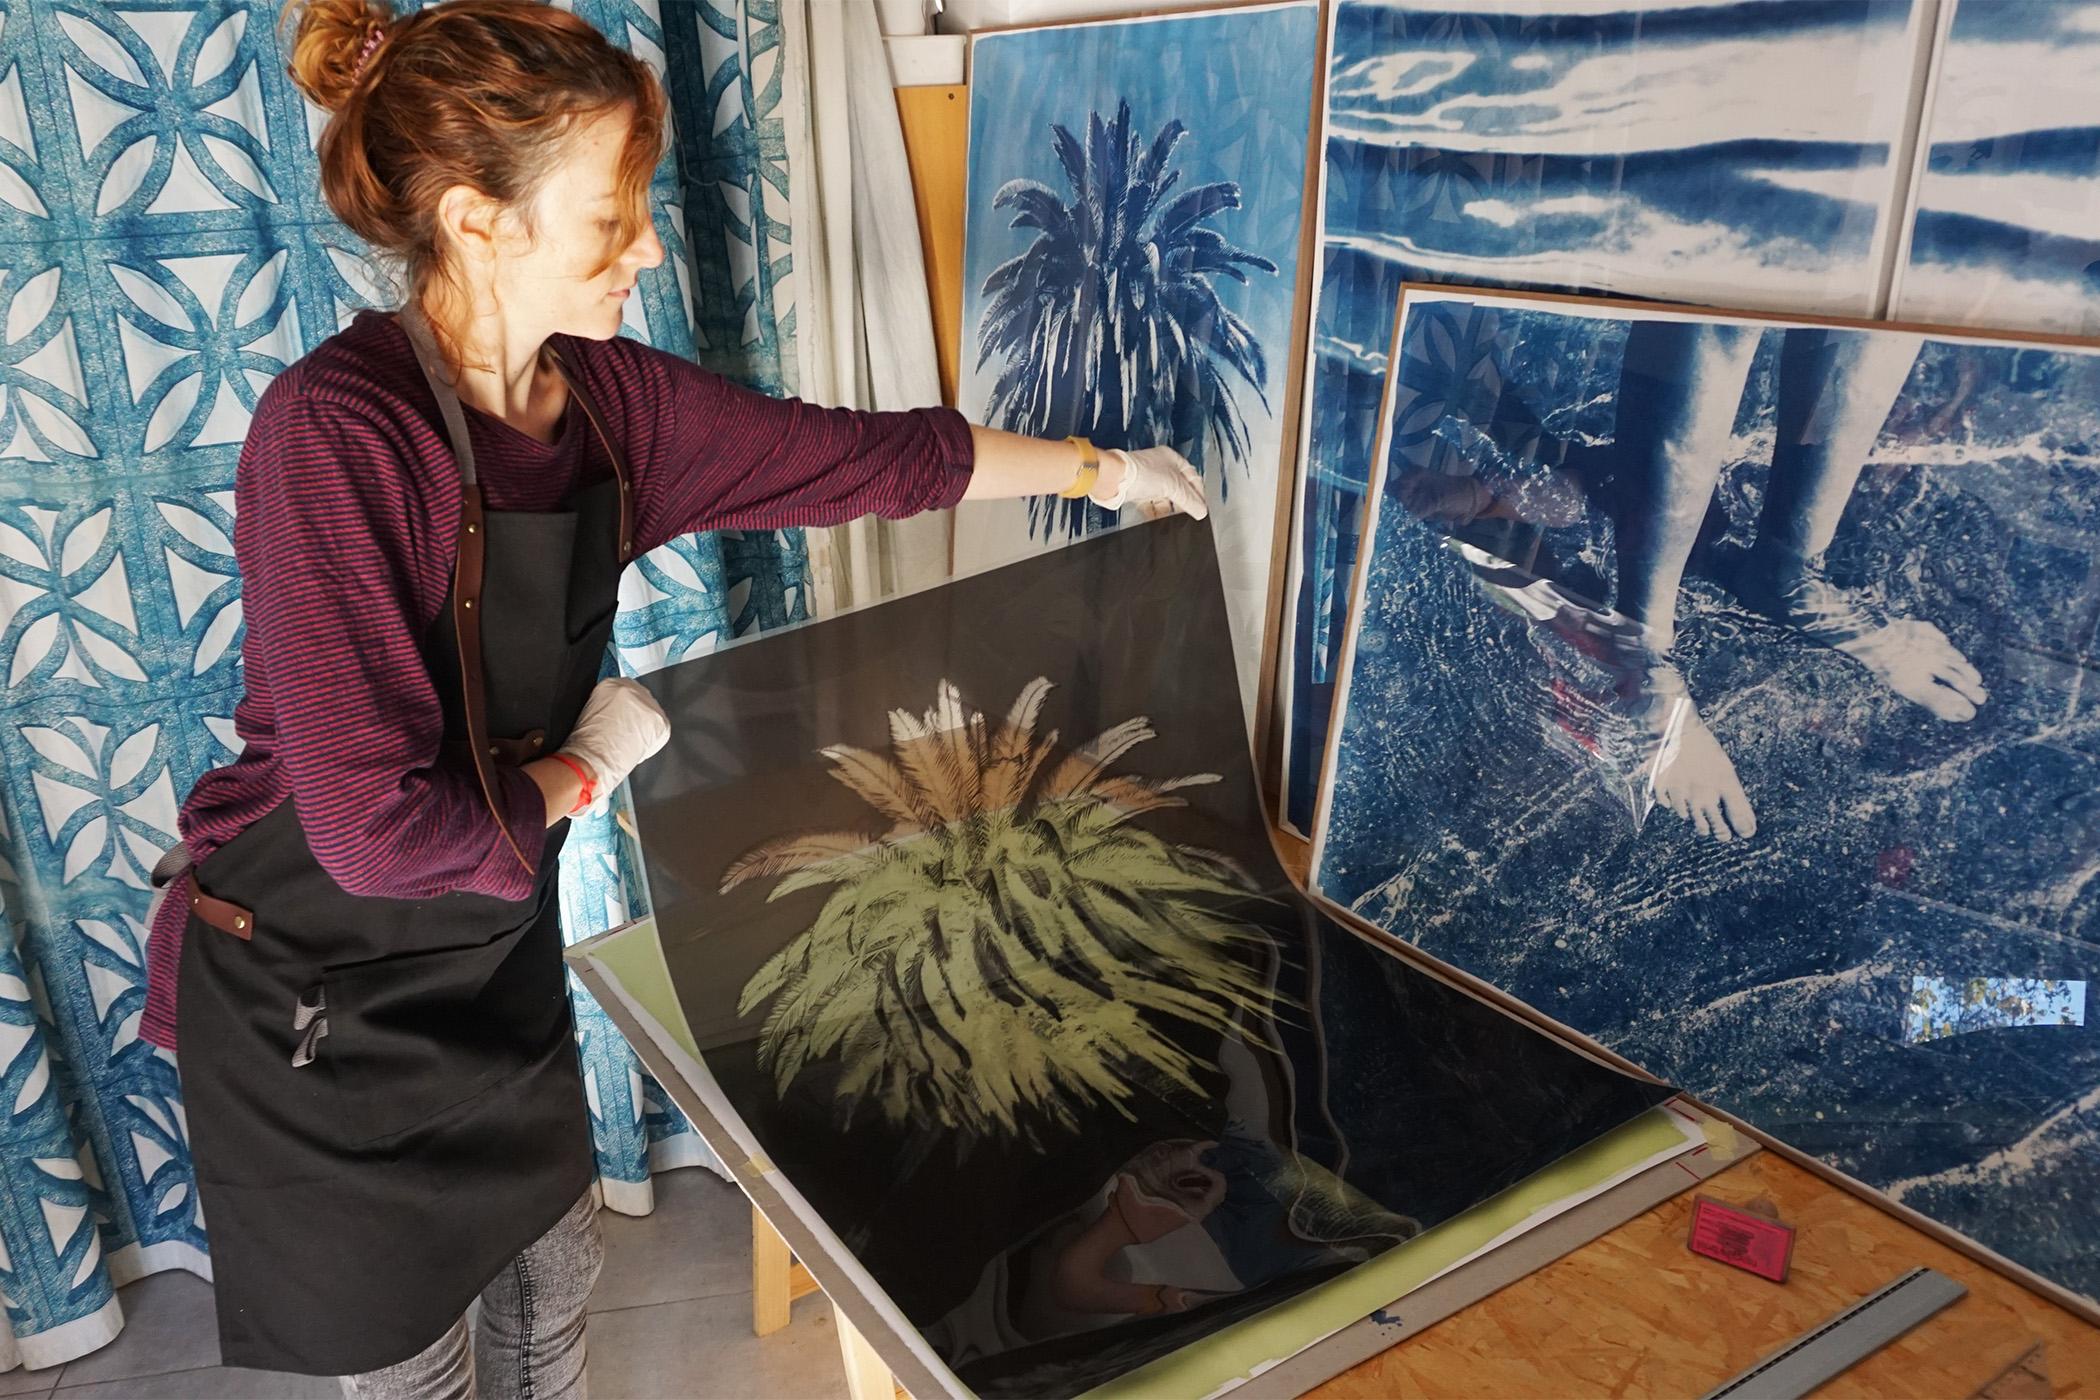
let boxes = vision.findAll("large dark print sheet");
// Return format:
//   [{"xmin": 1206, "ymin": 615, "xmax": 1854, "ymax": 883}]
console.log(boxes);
[
  {"xmin": 1314, "ymin": 286, "xmax": 2100, "ymax": 1306},
  {"xmin": 625, "ymin": 519, "xmax": 1669, "ymax": 1397}
]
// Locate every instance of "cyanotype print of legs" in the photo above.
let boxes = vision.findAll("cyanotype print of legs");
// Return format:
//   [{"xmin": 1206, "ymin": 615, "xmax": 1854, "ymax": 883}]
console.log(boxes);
[
  {"xmin": 1609, "ymin": 319, "xmax": 1763, "ymax": 842},
  {"xmin": 1412, "ymin": 317, "xmax": 1988, "ymax": 845},
  {"xmin": 1411, "ymin": 323, "xmax": 1761, "ymax": 841},
  {"xmin": 1730, "ymin": 327, "xmax": 1989, "ymax": 721},
  {"xmin": 1597, "ymin": 323, "xmax": 1986, "ymax": 842},
  {"xmin": 1393, "ymin": 320, "xmax": 1758, "ymax": 841}
]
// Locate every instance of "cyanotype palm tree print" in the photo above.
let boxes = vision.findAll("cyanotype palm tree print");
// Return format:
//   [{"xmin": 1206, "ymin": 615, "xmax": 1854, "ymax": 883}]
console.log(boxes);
[
  {"xmin": 723, "ymin": 678, "xmax": 1277, "ymax": 1148},
  {"xmin": 975, "ymin": 100, "xmax": 1277, "ymax": 539}
]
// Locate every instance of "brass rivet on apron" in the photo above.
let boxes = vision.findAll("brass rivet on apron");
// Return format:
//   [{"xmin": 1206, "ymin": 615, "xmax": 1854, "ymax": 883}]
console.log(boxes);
[
  {"xmin": 489, "ymin": 744, "xmax": 501, "ymax": 758},
  {"xmin": 531, "ymin": 735, "xmax": 543, "ymax": 748},
  {"xmin": 463, "ymin": 597, "xmax": 475, "ymax": 610},
  {"xmin": 466, "ymin": 522, "xmax": 478, "ymax": 534},
  {"xmin": 235, "ymin": 917, "xmax": 247, "ymax": 931}
]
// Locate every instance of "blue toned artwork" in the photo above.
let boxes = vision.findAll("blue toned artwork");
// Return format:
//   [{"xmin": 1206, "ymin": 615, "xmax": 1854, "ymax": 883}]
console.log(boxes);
[
  {"xmin": 1893, "ymin": 0, "xmax": 2100, "ymax": 335},
  {"xmin": 953, "ymin": 3, "xmax": 1317, "ymax": 717},
  {"xmin": 1278, "ymin": 0, "xmax": 1926, "ymax": 831},
  {"xmin": 1312, "ymin": 286, "xmax": 2100, "ymax": 1304}
]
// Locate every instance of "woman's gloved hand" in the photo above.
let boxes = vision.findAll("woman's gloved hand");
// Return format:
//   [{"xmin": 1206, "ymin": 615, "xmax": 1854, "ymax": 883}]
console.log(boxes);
[
  {"xmin": 560, "ymin": 677, "xmax": 670, "ymax": 799},
  {"xmin": 1093, "ymin": 446, "xmax": 1209, "ymax": 521}
]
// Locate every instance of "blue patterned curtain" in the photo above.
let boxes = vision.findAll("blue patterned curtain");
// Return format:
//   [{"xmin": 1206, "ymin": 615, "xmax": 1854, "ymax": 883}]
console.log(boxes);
[{"xmin": 0, "ymin": 0, "xmax": 803, "ymax": 1367}]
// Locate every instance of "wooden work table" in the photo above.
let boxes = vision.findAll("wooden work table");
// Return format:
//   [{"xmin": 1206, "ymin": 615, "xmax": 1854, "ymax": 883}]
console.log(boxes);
[{"xmin": 1310, "ymin": 1151, "xmax": 2099, "ymax": 1399}]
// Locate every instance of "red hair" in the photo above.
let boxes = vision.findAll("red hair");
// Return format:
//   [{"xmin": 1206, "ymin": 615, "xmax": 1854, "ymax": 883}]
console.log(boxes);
[{"xmin": 283, "ymin": 0, "xmax": 666, "ymax": 371}]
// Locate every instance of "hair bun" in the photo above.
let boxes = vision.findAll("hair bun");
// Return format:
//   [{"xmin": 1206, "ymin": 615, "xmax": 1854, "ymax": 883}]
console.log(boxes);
[{"xmin": 283, "ymin": 0, "xmax": 392, "ymax": 113}]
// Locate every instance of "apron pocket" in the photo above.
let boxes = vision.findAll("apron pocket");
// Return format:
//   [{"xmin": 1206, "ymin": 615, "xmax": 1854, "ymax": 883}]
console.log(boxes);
[
  {"xmin": 565, "ymin": 591, "xmax": 618, "ymax": 646},
  {"xmin": 324, "ymin": 915, "xmax": 569, "ymax": 1145}
]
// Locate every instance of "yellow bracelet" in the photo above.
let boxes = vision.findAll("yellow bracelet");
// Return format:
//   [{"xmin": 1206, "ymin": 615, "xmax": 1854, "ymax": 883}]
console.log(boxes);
[{"xmin": 1058, "ymin": 437, "xmax": 1100, "ymax": 498}]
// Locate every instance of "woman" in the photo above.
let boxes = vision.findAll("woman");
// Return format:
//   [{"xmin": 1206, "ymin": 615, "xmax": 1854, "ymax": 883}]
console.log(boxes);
[{"xmin": 138, "ymin": 1, "xmax": 1207, "ymax": 1393}]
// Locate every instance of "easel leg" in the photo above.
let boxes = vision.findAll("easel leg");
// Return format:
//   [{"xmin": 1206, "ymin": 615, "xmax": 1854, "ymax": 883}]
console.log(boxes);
[
  {"xmin": 753, "ymin": 1203, "xmax": 832, "ymax": 1339},
  {"xmin": 752, "ymin": 1204, "xmax": 793, "ymax": 1337},
  {"xmin": 835, "ymin": 1311, "xmax": 901, "ymax": 1400}
]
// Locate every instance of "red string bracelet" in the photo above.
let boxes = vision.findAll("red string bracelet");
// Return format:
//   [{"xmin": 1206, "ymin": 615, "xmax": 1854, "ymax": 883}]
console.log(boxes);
[{"xmin": 549, "ymin": 753, "xmax": 596, "ymax": 815}]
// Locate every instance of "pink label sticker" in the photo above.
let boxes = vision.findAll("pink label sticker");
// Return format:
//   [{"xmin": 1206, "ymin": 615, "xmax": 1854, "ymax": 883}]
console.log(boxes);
[{"xmin": 1688, "ymin": 1197, "xmax": 1794, "ymax": 1283}]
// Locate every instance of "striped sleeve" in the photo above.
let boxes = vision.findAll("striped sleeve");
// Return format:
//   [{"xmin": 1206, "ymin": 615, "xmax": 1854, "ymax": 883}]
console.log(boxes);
[
  {"xmin": 236, "ymin": 386, "xmax": 547, "ymax": 901},
  {"xmin": 591, "ymin": 339, "xmax": 976, "ymax": 554}
]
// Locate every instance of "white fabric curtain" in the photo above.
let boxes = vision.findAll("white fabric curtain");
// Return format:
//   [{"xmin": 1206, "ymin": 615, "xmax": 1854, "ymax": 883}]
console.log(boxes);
[{"xmin": 779, "ymin": 0, "xmax": 955, "ymax": 613}]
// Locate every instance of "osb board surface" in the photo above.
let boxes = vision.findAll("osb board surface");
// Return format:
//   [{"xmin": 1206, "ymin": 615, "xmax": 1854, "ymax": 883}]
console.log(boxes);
[{"xmin": 1311, "ymin": 1153, "xmax": 2100, "ymax": 1400}]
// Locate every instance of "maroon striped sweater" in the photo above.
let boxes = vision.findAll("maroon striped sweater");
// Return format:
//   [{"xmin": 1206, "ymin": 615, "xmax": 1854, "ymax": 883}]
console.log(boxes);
[{"xmin": 142, "ymin": 311, "xmax": 973, "ymax": 1048}]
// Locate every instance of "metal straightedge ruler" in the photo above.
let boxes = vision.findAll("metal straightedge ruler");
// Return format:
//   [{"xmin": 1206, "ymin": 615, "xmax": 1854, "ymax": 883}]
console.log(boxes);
[{"xmin": 1701, "ymin": 1267, "xmax": 1968, "ymax": 1400}]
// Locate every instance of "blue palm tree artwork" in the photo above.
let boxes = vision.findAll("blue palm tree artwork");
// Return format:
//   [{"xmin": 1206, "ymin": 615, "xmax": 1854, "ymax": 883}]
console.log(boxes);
[
  {"xmin": 975, "ymin": 101, "xmax": 1277, "ymax": 541},
  {"xmin": 955, "ymin": 4, "xmax": 1318, "ymax": 720}
]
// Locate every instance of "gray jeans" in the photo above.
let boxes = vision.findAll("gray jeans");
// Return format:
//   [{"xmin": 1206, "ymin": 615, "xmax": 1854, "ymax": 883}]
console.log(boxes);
[{"xmin": 341, "ymin": 1190, "xmax": 603, "ymax": 1400}]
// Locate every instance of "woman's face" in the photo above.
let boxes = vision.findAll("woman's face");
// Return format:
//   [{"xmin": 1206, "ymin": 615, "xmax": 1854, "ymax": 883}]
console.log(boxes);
[{"xmin": 492, "ymin": 104, "xmax": 665, "ymax": 341}]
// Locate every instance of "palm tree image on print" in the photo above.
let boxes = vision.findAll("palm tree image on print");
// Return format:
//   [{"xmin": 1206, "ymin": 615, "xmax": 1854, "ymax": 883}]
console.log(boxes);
[
  {"xmin": 975, "ymin": 104, "xmax": 1277, "ymax": 543},
  {"xmin": 621, "ymin": 518, "xmax": 1672, "ymax": 1396},
  {"xmin": 955, "ymin": 4, "xmax": 1318, "ymax": 721},
  {"xmin": 725, "ymin": 678, "xmax": 1276, "ymax": 1145}
]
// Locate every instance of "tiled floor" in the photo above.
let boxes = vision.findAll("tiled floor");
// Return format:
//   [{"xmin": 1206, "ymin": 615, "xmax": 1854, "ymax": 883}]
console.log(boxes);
[{"xmin": 3, "ymin": 1170, "xmax": 852, "ymax": 1400}]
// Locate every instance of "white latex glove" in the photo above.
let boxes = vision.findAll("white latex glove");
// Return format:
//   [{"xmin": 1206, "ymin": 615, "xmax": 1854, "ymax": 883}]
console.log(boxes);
[
  {"xmin": 560, "ymin": 677, "xmax": 670, "ymax": 799},
  {"xmin": 1093, "ymin": 446, "xmax": 1209, "ymax": 521}
]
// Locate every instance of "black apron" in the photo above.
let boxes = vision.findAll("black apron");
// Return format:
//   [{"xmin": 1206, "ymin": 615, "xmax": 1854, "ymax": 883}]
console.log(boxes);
[{"xmin": 175, "ymin": 314, "xmax": 635, "ymax": 1375}]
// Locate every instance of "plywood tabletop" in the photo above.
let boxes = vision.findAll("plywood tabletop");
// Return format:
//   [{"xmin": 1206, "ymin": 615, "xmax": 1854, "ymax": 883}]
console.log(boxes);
[{"xmin": 1308, "ymin": 1152, "xmax": 2099, "ymax": 1400}]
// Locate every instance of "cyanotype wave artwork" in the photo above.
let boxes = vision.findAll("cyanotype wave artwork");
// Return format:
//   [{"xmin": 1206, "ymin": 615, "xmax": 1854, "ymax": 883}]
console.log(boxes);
[
  {"xmin": 1894, "ymin": 0, "xmax": 2100, "ymax": 334},
  {"xmin": 624, "ymin": 518, "xmax": 1671, "ymax": 1397},
  {"xmin": 1314, "ymin": 287, "xmax": 2100, "ymax": 1303},
  {"xmin": 1279, "ymin": 0, "xmax": 1925, "ymax": 831},
  {"xmin": 954, "ymin": 4, "xmax": 1318, "ymax": 717}
]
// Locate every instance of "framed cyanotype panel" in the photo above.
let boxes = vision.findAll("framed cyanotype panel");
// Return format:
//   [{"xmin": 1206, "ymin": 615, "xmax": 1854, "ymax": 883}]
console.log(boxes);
[
  {"xmin": 1312, "ymin": 285, "xmax": 2100, "ymax": 1306},
  {"xmin": 613, "ymin": 517, "xmax": 1674, "ymax": 1396},
  {"xmin": 1893, "ymin": 0, "xmax": 2100, "ymax": 335},
  {"xmin": 952, "ymin": 3, "xmax": 1319, "ymax": 722},
  {"xmin": 1275, "ymin": 0, "xmax": 1931, "ymax": 833}
]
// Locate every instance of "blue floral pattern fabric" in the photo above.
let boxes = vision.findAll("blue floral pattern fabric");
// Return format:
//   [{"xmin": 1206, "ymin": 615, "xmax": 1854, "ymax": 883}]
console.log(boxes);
[{"xmin": 0, "ymin": 0, "xmax": 803, "ymax": 1365}]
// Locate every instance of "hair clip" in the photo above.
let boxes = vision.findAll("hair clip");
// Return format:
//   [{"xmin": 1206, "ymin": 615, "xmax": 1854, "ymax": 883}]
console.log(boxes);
[{"xmin": 353, "ymin": 26, "xmax": 385, "ymax": 80}]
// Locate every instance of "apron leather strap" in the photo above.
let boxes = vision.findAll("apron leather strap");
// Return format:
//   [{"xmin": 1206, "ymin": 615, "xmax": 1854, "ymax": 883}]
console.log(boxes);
[
  {"xmin": 151, "ymin": 841, "xmax": 256, "ymax": 940},
  {"xmin": 544, "ymin": 340, "xmax": 635, "ymax": 565},
  {"xmin": 189, "ymin": 876, "xmax": 254, "ymax": 939},
  {"xmin": 400, "ymin": 310, "xmax": 534, "ymax": 874},
  {"xmin": 398, "ymin": 310, "xmax": 634, "ymax": 876},
  {"xmin": 449, "ymin": 483, "xmax": 535, "ymax": 873}
]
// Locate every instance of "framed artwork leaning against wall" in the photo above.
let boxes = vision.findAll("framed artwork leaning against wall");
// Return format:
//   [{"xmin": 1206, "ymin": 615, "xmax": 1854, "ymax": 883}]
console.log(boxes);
[{"xmin": 1313, "ymin": 283, "xmax": 2100, "ymax": 1312}]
